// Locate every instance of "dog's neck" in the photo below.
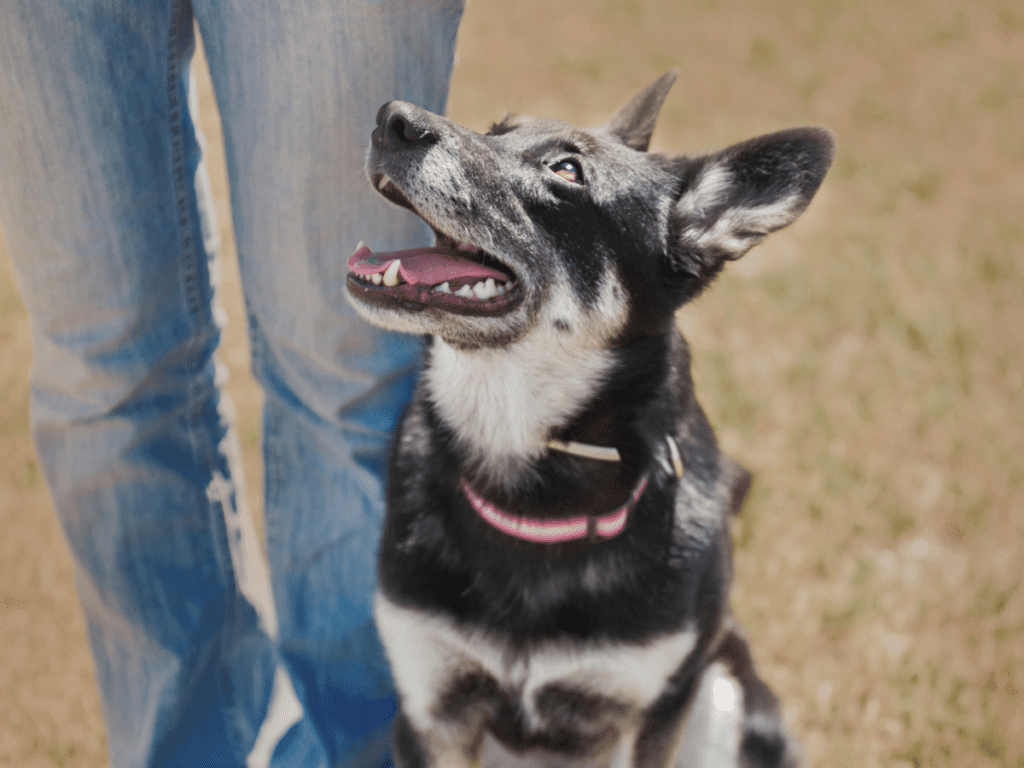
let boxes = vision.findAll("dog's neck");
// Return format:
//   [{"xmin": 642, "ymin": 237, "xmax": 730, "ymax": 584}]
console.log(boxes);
[{"xmin": 423, "ymin": 331, "xmax": 619, "ymax": 489}]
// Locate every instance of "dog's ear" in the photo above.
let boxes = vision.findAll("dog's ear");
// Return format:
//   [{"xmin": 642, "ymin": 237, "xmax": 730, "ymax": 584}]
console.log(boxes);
[
  {"xmin": 603, "ymin": 70, "xmax": 678, "ymax": 152},
  {"xmin": 666, "ymin": 127, "xmax": 836, "ymax": 289}
]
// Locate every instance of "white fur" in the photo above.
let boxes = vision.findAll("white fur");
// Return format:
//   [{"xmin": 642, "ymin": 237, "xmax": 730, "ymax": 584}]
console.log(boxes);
[
  {"xmin": 674, "ymin": 663, "xmax": 744, "ymax": 768},
  {"xmin": 682, "ymin": 190, "xmax": 804, "ymax": 258},
  {"xmin": 425, "ymin": 335, "xmax": 611, "ymax": 480},
  {"xmin": 674, "ymin": 160, "xmax": 809, "ymax": 260},
  {"xmin": 376, "ymin": 593, "xmax": 699, "ymax": 766},
  {"xmin": 677, "ymin": 165, "xmax": 733, "ymax": 219},
  {"xmin": 425, "ymin": 277, "xmax": 628, "ymax": 486},
  {"xmin": 518, "ymin": 628, "xmax": 698, "ymax": 732}
]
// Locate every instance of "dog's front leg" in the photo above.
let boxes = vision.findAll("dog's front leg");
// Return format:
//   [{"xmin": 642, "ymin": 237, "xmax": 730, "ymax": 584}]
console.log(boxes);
[
  {"xmin": 709, "ymin": 623, "xmax": 800, "ymax": 768},
  {"xmin": 631, "ymin": 665, "xmax": 706, "ymax": 768}
]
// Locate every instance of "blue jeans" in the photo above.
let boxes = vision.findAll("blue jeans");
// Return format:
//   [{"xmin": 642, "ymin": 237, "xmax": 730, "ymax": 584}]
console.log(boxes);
[{"xmin": 0, "ymin": 1, "xmax": 463, "ymax": 766}]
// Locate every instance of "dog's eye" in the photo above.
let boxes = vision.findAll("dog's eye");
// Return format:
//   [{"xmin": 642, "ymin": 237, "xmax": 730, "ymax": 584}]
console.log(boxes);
[{"xmin": 551, "ymin": 160, "xmax": 583, "ymax": 184}]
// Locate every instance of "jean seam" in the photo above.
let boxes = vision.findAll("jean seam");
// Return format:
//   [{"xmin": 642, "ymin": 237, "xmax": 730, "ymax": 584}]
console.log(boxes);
[
  {"xmin": 251, "ymin": 316, "xmax": 280, "ymax": 573},
  {"xmin": 166, "ymin": 0, "xmax": 249, "ymax": 764}
]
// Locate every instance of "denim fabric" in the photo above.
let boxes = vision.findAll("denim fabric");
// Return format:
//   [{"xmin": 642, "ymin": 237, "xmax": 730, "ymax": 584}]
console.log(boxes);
[{"xmin": 0, "ymin": 1, "xmax": 463, "ymax": 766}]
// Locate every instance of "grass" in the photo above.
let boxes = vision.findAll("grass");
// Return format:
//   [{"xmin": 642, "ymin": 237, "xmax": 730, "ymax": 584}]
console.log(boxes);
[{"xmin": 1, "ymin": 0, "xmax": 1022, "ymax": 766}]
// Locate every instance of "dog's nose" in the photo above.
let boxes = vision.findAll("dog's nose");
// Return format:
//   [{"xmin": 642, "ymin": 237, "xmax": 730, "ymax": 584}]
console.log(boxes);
[{"xmin": 373, "ymin": 101, "xmax": 437, "ymax": 151}]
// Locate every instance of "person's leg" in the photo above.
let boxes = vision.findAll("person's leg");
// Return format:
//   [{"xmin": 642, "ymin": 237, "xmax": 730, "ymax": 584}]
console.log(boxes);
[
  {"xmin": 0, "ymin": 2, "xmax": 280, "ymax": 766},
  {"xmin": 192, "ymin": 1, "xmax": 463, "ymax": 765}
]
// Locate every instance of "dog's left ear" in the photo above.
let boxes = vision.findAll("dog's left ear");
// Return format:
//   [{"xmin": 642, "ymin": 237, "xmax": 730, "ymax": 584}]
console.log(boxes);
[
  {"xmin": 603, "ymin": 70, "xmax": 679, "ymax": 152},
  {"xmin": 666, "ymin": 127, "xmax": 836, "ymax": 289}
]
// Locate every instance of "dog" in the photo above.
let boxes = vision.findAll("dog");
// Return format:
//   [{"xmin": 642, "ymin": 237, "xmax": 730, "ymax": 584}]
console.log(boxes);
[{"xmin": 345, "ymin": 71, "xmax": 834, "ymax": 768}]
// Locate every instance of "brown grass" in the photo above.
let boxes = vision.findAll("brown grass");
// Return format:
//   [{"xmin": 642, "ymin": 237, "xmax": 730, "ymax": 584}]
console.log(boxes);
[{"xmin": 2, "ymin": 0, "xmax": 1022, "ymax": 766}]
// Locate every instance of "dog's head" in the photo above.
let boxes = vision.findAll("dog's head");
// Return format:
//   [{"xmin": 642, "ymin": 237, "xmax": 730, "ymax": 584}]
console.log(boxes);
[{"xmin": 346, "ymin": 72, "xmax": 835, "ymax": 350}]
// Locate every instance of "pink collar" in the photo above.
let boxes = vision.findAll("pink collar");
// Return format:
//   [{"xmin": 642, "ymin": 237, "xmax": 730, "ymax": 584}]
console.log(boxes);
[{"xmin": 460, "ymin": 475, "xmax": 649, "ymax": 544}]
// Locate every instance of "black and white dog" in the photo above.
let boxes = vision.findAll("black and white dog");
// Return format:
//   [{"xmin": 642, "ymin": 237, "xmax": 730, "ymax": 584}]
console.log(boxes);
[{"xmin": 345, "ymin": 72, "xmax": 834, "ymax": 768}]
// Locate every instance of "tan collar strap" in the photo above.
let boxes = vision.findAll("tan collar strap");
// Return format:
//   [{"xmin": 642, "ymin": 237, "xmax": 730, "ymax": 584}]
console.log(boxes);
[
  {"xmin": 548, "ymin": 436, "xmax": 685, "ymax": 479},
  {"xmin": 547, "ymin": 439, "xmax": 621, "ymax": 462}
]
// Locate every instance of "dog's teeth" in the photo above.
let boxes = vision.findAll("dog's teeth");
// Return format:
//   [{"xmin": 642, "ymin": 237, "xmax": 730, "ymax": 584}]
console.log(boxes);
[
  {"xmin": 355, "ymin": 240, "xmax": 366, "ymax": 252},
  {"xmin": 495, "ymin": 283, "xmax": 506, "ymax": 296},
  {"xmin": 434, "ymin": 281, "xmax": 452, "ymax": 294},
  {"xmin": 371, "ymin": 273, "xmax": 382, "ymax": 285},
  {"xmin": 468, "ymin": 278, "xmax": 499, "ymax": 300},
  {"xmin": 456, "ymin": 284, "xmax": 474, "ymax": 298},
  {"xmin": 383, "ymin": 259, "xmax": 402, "ymax": 287}
]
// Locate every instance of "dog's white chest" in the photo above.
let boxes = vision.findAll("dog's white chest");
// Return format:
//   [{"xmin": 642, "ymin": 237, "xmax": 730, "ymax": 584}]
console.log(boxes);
[{"xmin": 376, "ymin": 593, "xmax": 698, "ymax": 760}]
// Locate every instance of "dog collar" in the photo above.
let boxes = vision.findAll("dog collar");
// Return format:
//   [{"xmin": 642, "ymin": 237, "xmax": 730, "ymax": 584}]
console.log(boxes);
[
  {"xmin": 461, "ymin": 475, "xmax": 649, "ymax": 544},
  {"xmin": 547, "ymin": 439, "xmax": 621, "ymax": 463},
  {"xmin": 548, "ymin": 435, "xmax": 685, "ymax": 480}
]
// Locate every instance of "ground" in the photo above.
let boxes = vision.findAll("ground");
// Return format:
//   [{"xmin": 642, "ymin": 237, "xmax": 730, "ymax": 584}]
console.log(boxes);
[{"xmin": 1, "ymin": 0, "xmax": 1022, "ymax": 766}]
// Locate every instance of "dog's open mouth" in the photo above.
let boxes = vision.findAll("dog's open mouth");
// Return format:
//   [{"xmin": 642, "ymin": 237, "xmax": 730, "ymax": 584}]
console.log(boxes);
[
  {"xmin": 347, "ymin": 173, "xmax": 521, "ymax": 316},
  {"xmin": 346, "ymin": 234, "xmax": 520, "ymax": 317}
]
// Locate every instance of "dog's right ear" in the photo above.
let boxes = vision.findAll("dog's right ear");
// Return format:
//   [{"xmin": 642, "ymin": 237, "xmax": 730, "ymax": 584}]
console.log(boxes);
[
  {"xmin": 603, "ymin": 70, "xmax": 679, "ymax": 152},
  {"xmin": 664, "ymin": 127, "xmax": 836, "ymax": 297}
]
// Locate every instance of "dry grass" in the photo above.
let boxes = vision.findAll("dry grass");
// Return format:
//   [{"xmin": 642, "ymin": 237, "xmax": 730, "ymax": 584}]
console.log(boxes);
[{"xmin": 1, "ymin": 0, "xmax": 1022, "ymax": 766}]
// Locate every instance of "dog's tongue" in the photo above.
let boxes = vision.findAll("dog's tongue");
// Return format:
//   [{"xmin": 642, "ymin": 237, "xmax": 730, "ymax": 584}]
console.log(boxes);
[{"xmin": 347, "ymin": 243, "xmax": 507, "ymax": 286}]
